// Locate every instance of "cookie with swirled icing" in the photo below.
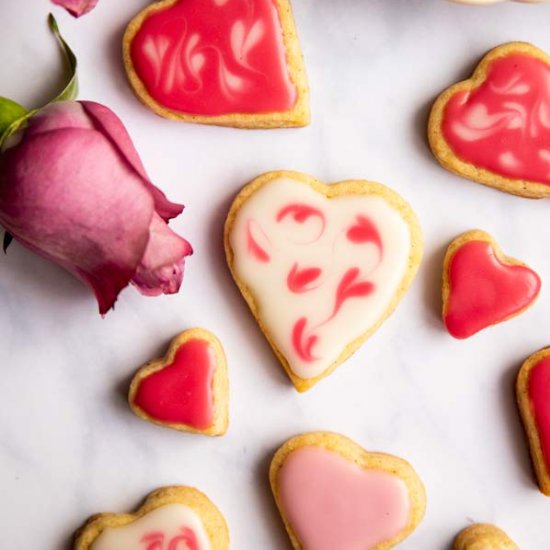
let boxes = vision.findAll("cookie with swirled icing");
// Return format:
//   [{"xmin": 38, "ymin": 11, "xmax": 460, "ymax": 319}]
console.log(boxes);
[{"xmin": 123, "ymin": 0, "xmax": 309, "ymax": 128}]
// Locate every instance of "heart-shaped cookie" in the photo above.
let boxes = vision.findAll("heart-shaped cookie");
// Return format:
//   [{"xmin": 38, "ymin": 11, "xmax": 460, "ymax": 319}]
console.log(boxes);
[
  {"xmin": 429, "ymin": 42, "xmax": 550, "ymax": 198},
  {"xmin": 225, "ymin": 171, "xmax": 423, "ymax": 392},
  {"xmin": 123, "ymin": 0, "xmax": 309, "ymax": 128},
  {"xmin": 453, "ymin": 524, "xmax": 520, "ymax": 550},
  {"xmin": 74, "ymin": 486, "xmax": 229, "ymax": 550},
  {"xmin": 270, "ymin": 432, "xmax": 426, "ymax": 550},
  {"xmin": 517, "ymin": 347, "xmax": 550, "ymax": 496},
  {"xmin": 129, "ymin": 328, "xmax": 229, "ymax": 436},
  {"xmin": 442, "ymin": 230, "xmax": 541, "ymax": 339}
]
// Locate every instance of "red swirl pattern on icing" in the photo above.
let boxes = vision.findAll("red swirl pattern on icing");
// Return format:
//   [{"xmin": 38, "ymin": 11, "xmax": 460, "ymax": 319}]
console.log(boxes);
[
  {"xmin": 443, "ymin": 53, "xmax": 550, "ymax": 184},
  {"xmin": 444, "ymin": 240, "xmax": 541, "ymax": 339},
  {"xmin": 528, "ymin": 357, "xmax": 550, "ymax": 474},
  {"xmin": 142, "ymin": 527, "xmax": 199, "ymax": 550},
  {"xmin": 248, "ymin": 204, "xmax": 383, "ymax": 366},
  {"xmin": 130, "ymin": 0, "xmax": 297, "ymax": 116}
]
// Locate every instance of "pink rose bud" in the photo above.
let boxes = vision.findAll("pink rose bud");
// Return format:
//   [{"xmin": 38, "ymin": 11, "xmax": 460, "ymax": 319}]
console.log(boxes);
[
  {"xmin": 50, "ymin": 0, "xmax": 98, "ymax": 17},
  {"xmin": 0, "ymin": 100, "xmax": 193, "ymax": 314}
]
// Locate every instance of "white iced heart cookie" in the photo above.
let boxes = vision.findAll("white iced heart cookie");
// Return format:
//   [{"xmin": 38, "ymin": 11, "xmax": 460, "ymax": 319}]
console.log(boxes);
[
  {"xmin": 74, "ymin": 486, "xmax": 229, "ymax": 550},
  {"xmin": 225, "ymin": 171, "xmax": 423, "ymax": 392}
]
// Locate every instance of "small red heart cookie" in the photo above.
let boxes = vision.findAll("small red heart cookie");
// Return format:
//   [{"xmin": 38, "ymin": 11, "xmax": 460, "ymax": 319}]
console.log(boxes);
[
  {"xmin": 74, "ymin": 486, "xmax": 229, "ymax": 550},
  {"xmin": 453, "ymin": 524, "xmax": 520, "ymax": 550},
  {"xmin": 225, "ymin": 171, "xmax": 423, "ymax": 392},
  {"xmin": 270, "ymin": 432, "xmax": 426, "ymax": 550},
  {"xmin": 123, "ymin": 0, "xmax": 309, "ymax": 128},
  {"xmin": 517, "ymin": 347, "xmax": 550, "ymax": 496},
  {"xmin": 429, "ymin": 42, "xmax": 550, "ymax": 198},
  {"xmin": 442, "ymin": 230, "xmax": 541, "ymax": 339},
  {"xmin": 129, "ymin": 328, "xmax": 229, "ymax": 436}
]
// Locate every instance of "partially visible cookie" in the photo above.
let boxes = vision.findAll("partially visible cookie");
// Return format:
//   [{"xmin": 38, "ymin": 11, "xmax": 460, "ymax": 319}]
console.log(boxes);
[
  {"xmin": 451, "ymin": 0, "xmax": 547, "ymax": 4},
  {"xmin": 269, "ymin": 432, "xmax": 426, "ymax": 550},
  {"xmin": 225, "ymin": 170, "xmax": 422, "ymax": 392},
  {"xmin": 74, "ymin": 486, "xmax": 229, "ymax": 549},
  {"xmin": 442, "ymin": 230, "xmax": 540, "ymax": 339},
  {"xmin": 123, "ymin": 0, "xmax": 309, "ymax": 128},
  {"xmin": 128, "ymin": 328, "xmax": 229, "ymax": 436},
  {"xmin": 429, "ymin": 42, "xmax": 550, "ymax": 198},
  {"xmin": 453, "ymin": 524, "xmax": 520, "ymax": 550},
  {"xmin": 517, "ymin": 347, "xmax": 550, "ymax": 495}
]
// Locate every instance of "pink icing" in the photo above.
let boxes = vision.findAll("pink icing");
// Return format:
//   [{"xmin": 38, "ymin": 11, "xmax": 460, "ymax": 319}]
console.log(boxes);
[
  {"xmin": 287, "ymin": 263, "xmax": 322, "ymax": 293},
  {"xmin": 443, "ymin": 53, "xmax": 550, "ymax": 185},
  {"xmin": 278, "ymin": 446, "xmax": 410, "ymax": 550},
  {"xmin": 130, "ymin": 0, "xmax": 297, "ymax": 116}
]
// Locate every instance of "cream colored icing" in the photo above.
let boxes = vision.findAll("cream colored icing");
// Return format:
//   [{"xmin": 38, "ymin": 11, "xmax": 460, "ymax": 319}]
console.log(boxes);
[
  {"xmin": 91, "ymin": 504, "xmax": 211, "ymax": 550},
  {"xmin": 229, "ymin": 177, "xmax": 411, "ymax": 380}
]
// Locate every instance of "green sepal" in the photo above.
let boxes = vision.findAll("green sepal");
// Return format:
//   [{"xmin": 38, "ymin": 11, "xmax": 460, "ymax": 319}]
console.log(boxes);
[
  {"xmin": 3, "ymin": 232, "xmax": 13, "ymax": 253},
  {"xmin": 0, "ymin": 98, "xmax": 27, "ymax": 138},
  {"xmin": 48, "ymin": 13, "xmax": 78, "ymax": 103}
]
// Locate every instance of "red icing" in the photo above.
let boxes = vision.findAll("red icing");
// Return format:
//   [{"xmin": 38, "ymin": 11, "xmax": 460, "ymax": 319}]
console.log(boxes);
[
  {"xmin": 142, "ymin": 528, "xmax": 199, "ymax": 550},
  {"xmin": 134, "ymin": 338, "xmax": 216, "ymax": 429},
  {"xmin": 347, "ymin": 215, "xmax": 382, "ymax": 251},
  {"xmin": 444, "ymin": 240, "xmax": 541, "ymax": 339},
  {"xmin": 528, "ymin": 357, "xmax": 550, "ymax": 474},
  {"xmin": 276, "ymin": 204, "xmax": 325, "ymax": 225},
  {"xmin": 246, "ymin": 220, "xmax": 270, "ymax": 263},
  {"xmin": 292, "ymin": 317, "xmax": 318, "ymax": 362},
  {"xmin": 287, "ymin": 263, "xmax": 322, "ymax": 293},
  {"xmin": 333, "ymin": 267, "xmax": 375, "ymax": 318},
  {"xmin": 130, "ymin": 0, "xmax": 297, "ymax": 116},
  {"xmin": 443, "ymin": 53, "xmax": 550, "ymax": 185}
]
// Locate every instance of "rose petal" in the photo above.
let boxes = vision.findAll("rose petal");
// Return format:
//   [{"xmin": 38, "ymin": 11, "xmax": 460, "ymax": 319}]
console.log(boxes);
[
  {"xmin": 50, "ymin": 0, "xmax": 98, "ymax": 17},
  {"xmin": 81, "ymin": 102, "xmax": 184, "ymax": 221},
  {"xmin": 131, "ymin": 212, "xmax": 193, "ymax": 297}
]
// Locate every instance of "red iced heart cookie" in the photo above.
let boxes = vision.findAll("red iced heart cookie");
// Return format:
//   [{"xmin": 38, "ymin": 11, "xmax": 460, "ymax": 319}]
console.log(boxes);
[
  {"xmin": 429, "ymin": 42, "xmax": 550, "ymax": 198},
  {"xmin": 270, "ymin": 432, "xmax": 426, "ymax": 550},
  {"xmin": 123, "ymin": 0, "xmax": 309, "ymax": 128},
  {"xmin": 517, "ymin": 347, "xmax": 550, "ymax": 496},
  {"xmin": 128, "ymin": 328, "xmax": 229, "ymax": 436},
  {"xmin": 442, "ymin": 230, "xmax": 541, "ymax": 339}
]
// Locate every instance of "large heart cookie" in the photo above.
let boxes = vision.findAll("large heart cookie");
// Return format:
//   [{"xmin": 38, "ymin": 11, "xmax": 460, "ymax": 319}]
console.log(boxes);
[
  {"xmin": 517, "ymin": 347, "xmax": 550, "ymax": 496},
  {"xmin": 74, "ymin": 486, "xmax": 229, "ymax": 550},
  {"xmin": 429, "ymin": 42, "xmax": 550, "ymax": 198},
  {"xmin": 270, "ymin": 432, "xmax": 426, "ymax": 550},
  {"xmin": 123, "ymin": 0, "xmax": 309, "ymax": 128},
  {"xmin": 129, "ymin": 328, "xmax": 229, "ymax": 436},
  {"xmin": 442, "ymin": 230, "xmax": 541, "ymax": 339},
  {"xmin": 453, "ymin": 524, "xmax": 520, "ymax": 550},
  {"xmin": 225, "ymin": 171, "xmax": 422, "ymax": 392}
]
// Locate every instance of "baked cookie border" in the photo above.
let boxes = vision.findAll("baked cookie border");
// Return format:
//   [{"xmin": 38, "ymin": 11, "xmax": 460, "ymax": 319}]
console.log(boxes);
[
  {"xmin": 269, "ymin": 432, "xmax": 427, "ymax": 550},
  {"xmin": 73, "ymin": 485, "xmax": 229, "ymax": 549},
  {"xmin": 517, "ymin": 346, "xmax": 550, "ymax": 496},
  {"xmin": 128, "ymin": 327, "xmax": 229, "ymax": 436},
  {"xmin": 224, "ymin": 170, "xmax": 423, "ymax": 392},
  {"xmin": 428, "ymin": 41, "xmax": 550, "ymax": 198},
  {"xmin": 122, "ymin": 0, "xmax": 310, "ymax": 129}
]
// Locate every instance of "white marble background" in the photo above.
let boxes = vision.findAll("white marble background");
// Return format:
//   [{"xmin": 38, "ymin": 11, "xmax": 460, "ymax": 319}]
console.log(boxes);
[{"xmin": 1, "ymin": 0, "xmax": 550, "ymax": 548}]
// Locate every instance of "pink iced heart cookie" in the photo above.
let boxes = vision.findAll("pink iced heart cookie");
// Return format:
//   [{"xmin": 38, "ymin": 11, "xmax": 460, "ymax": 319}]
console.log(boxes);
[
  {"xmin": 128, "ymin": 328, "xmax": 229, "ymax": 436},
  {"xmin": 123, "ymin": 0, "xmax": 309, "ymax": 128},
  {"xmin": 270, "ymin": 432, "xmax": 426, "ymax": 550},
  {"xmin": 225, "ymin": 171, "xmax": 423, "ymax": 392},
  {"xmin": 74, "ymin": 486, "xmax": 229, "ymax": 550},
  {"xmin": 429, "ymin": 42, "xmax": 550, "ymax": 198}
]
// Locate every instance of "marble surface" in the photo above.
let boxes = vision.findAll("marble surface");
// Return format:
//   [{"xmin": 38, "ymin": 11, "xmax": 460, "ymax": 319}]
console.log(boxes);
[{"xmin": 1, "ymin": 0, "xmax": 550, "ymax": 548}]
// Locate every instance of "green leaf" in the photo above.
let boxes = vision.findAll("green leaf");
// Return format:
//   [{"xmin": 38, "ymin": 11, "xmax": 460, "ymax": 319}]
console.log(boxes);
[
  {"xmin": 3, "ymin": 232, "xmax": 13, "ymax": 253},
  {"xmin": 0, "ymin": 97, "xmax": 27, "ymax": 137},
  {"xmin": 48, "ymin": 13, "xmax": 78, "ymax": 102}
]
